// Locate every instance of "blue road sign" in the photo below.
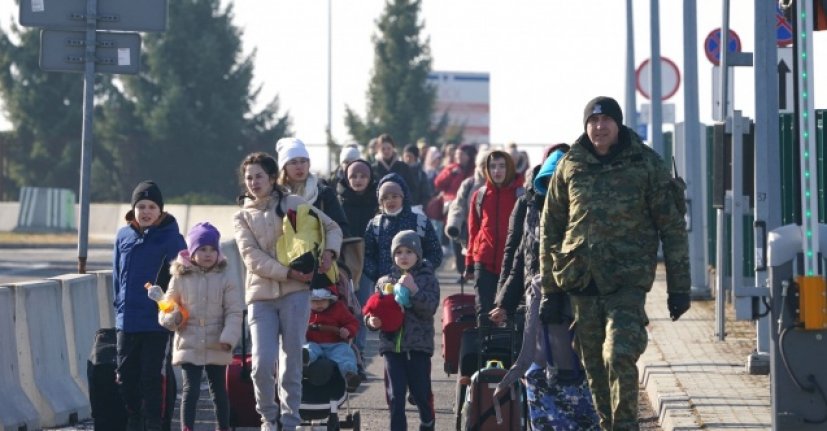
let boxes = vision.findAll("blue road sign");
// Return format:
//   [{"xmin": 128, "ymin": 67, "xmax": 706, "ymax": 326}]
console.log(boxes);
[
  {"xmin": 776, "ymin": 5, "xmax": 793, "ymax": 47},
  {"xmin": 704, "ymin": 28, "xmax": 741, "ymax": 65}
]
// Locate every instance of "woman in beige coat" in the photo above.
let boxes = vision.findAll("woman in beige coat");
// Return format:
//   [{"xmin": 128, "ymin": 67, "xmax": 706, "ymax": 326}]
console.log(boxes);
[
  {"xmin": 233, "ymin": 152, "xmax": 343, "ymax": 431},
  {"xmin": 161, "ymin": 222, "xmax": 244, "ymax": 431}
]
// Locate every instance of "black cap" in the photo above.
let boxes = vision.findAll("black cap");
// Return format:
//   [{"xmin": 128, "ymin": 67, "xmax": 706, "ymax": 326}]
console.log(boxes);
[
  {"xmin": 131, "ymin": 180, "xmax": 164, "ymax": 211},
  {"xmin": 583, "ymin": 96, "xmax": 623, "ymax": 130}
]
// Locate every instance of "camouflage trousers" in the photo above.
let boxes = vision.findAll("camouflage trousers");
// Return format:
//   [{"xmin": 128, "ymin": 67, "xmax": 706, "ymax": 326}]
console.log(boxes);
[{"xmin": 570, "ymin": 288, "xmax": 649, "ymax": 431}]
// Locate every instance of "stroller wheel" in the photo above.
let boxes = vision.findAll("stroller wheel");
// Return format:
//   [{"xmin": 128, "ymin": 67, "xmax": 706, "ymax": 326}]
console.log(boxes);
[
  {"xmin": 352, "ymin": 411, "xmax": 361, "ymax": 431},
  {"xmin": 327, "ymin": 412, "xmax": 340, "ymax": 431}
]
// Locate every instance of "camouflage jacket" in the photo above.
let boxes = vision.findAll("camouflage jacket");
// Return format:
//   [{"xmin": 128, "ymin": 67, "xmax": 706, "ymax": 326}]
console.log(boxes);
[{"xmin": 539, "ymin": 128, "xmax": 690, "ymax": 296}]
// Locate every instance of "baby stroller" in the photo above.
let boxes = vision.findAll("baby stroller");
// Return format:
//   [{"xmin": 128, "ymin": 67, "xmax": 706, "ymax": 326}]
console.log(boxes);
[{"xmin": 300, "ymin": 357, "xmax": 361, "ymax": 430}]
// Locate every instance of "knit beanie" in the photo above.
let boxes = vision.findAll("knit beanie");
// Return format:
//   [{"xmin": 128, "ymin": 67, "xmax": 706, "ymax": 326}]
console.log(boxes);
[
  {"xmin": 131, "ymin": 180, "xmax": 164, "ymax": 211},
  {"xmin": 275, "ymin": 137, "xmax": 310, "ymax": 170},
  {"xmin": 583, "ymin": 96, "xmax": 623, "ymax": 130},
  {"xmin": 346, "ymin": 159, "xmax": 372, "ymax": 179},
  {"xmin": 391, "ymin": 230, "xmax": 422, "ymax": 261},
  {"xmin": 186, "ymin": 222, "xmax": 221, "ymax": 257},
  {"xmin": 340, "ymin": 145, "xmax": 361, "ymax": 165},
  {"xmin": 378, "ymin": 181, "xmax": 403, "ymax": 200},
  {"xmin": 362, "ymin": 292, "xmax": 404, "ymax": 333}
]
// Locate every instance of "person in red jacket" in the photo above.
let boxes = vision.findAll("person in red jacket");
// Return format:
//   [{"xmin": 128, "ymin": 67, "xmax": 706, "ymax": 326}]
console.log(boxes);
[
  {"xmin": 303, "ymin": 287, "xmax": 361, "ymax": 391},
  {"xmin": 433, "ymin": 143, "xmax": 477, "ymax": 202},
  {"xmin": 464, "ymin": 150, "xmax": 522, "ymax": 325}
]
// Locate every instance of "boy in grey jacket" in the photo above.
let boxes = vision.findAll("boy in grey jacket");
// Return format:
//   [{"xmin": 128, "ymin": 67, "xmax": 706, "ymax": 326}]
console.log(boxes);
[{"xmin": 366, "ymin": 230, "xmax": 440, "ymax": 431}]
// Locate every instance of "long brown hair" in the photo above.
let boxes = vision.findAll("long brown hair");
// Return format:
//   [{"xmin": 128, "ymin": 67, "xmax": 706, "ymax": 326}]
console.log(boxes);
[{"xmin": 237, "ymin": 152, "xmax": 284, "ymax": 205}]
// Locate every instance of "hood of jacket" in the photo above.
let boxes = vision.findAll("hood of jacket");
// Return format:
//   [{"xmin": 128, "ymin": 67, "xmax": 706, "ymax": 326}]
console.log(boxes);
[
  {"xmin": 171, "ymin": 251, "xmax": 228, "ymax": 276},
  {"xmin": 376, "ymin": 172, "xmax": 413, "ymax": 208}
]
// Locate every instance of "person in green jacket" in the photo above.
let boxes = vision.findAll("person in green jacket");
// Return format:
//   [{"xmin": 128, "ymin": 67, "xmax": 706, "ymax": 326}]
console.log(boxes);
[{"xmin": 539, "ymin": 96, "xmax": 691, "ymax": 431}]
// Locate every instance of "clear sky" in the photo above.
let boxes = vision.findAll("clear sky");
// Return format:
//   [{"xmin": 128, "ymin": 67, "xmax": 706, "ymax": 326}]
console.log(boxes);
[{"xmin": 2, "ymin": 0, "xmax": 826, "ymax": 167}]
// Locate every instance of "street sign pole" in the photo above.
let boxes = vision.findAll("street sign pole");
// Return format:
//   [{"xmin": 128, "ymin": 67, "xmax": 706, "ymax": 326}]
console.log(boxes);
[
  {"xmin": 649, "ymin": 0, "xmax": 663, "ymax": 156},
  {"xmin": 77, "ymin": 0, "xmax": 96, "ymax": 273}
]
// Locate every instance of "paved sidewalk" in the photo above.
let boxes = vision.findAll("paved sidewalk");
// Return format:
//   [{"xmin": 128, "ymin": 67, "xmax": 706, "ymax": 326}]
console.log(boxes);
[{"xmin": 639, "ymin": 266, "xmax": 771, "ymax": 430}]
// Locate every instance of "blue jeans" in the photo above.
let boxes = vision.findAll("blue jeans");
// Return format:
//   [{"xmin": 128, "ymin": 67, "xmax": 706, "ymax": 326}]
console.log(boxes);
[
  {"xmin": 248, "ymin": 290, "xmax": 311, "ymax": 431},
  {"xmin": 304, "ymin": 341, "xmax": 358, "ymax": 376},
  {"xmin": 354, "ymin": 276, "xmax": 374, "ymax": 354}
]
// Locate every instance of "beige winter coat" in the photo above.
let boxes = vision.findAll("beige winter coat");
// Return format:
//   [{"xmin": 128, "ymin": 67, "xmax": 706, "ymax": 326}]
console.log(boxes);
[
  {"xmin": 233, "ymin": 191, "xmax": 343, "ymax": 304},
  {"xmin": 163, "ymin": 256, "xmax": 244, "ymax": 366}
]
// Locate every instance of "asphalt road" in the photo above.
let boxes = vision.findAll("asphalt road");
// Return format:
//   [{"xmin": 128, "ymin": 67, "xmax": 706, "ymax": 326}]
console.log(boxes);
[{"xmin": 0, "ymin": 245, "xmax": 111, "ymax": 284}]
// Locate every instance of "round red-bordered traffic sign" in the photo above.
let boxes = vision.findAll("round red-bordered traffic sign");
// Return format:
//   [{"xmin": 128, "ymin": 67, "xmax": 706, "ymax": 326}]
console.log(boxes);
[
  {"xmin": 635, "ymin": 57, "xmax": 681, "ymax": 101},
  {"xmin": 704, "ymin": 28, "xmax": 742, "ymax": 65}
]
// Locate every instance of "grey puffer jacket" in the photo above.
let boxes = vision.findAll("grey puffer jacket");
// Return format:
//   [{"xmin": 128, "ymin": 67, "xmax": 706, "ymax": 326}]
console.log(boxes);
[{"xmin": 373, "ymin": 260, "xmax": 440, "ymax": 355}]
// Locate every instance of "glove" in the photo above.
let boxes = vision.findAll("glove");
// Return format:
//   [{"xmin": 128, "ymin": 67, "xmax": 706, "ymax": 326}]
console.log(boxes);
[
  {"xmin": 667, "ymin": 293, "xmax": 691, "ymax": 321},
  {"xmin": 539, "ymin": 292, "xmax": 566, "ymax": 324}
]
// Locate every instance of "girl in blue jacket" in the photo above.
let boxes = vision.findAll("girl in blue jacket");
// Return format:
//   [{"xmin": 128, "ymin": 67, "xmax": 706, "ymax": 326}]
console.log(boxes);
[{"xmin": 113, "ymin": 180, "xmax": 186, "ymax": 431}]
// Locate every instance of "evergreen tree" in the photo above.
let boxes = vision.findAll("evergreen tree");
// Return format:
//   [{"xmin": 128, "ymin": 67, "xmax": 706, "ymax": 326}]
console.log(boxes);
[
  {"xmin": 345, "ymin": 0, "xmax": 436, "ymax": 148},
  {"xmin": 0, "ymin": 24, "xmax": 89, "ymax": 196},
  {"xmin": 101, "ymin": 0, "xmax": 290, "ymax": 201}
]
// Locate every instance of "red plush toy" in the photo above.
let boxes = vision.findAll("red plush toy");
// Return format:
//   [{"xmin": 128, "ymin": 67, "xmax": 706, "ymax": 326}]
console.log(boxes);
[{"xmin": 362, "ymin": 292, "xmax": 404, "ymax": 333}]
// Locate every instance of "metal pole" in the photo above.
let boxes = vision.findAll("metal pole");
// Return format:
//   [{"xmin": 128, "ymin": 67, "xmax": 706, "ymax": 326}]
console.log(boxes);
[
  {"xmin": 649, "ymin": 0, "xmax": 663, "ymax": 156},
  {"xmin": 78, "ymin": 0, "xmax": 97, "ymax": 274},
  {"xmin": 731, "ymin": 111, "xmax": 745, "ymax": 329},
  {"xmin": 716, "ymin": 207, "xmax": 726, "ymax": 341},
  {"xmin": 625, "ymin": 0, "xmax": 637, "ymax": 131},
  {"xmin": 718, "ymin": 0, "xmax": 731, "ymax": 121},
  {"xmin": 749, "ymin": 0, "xmax": 780, "ymax": 371},
  {"xmin": 326, "ymin": 0, "xmax": 332, "ymax": 139},
  {"xmin": 683, "ymin": 0, "xmax": 709, "ymax": 298}
]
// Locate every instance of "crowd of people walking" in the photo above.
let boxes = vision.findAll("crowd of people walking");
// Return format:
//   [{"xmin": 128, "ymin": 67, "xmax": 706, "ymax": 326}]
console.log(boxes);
[{"xmin": 110, "ymin": 95, "xmax": 690, "ymax": 431}]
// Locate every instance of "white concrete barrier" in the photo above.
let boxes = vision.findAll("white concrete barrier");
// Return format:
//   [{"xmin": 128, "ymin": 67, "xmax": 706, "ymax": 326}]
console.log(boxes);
[
  {"xmin": 92, "ymin": 270, "xmax": 115, "ymax": 328},
  {"xmin": 86, "ymin": 203, "xmax": 129, "ymax": 241},
  {"xmin": 221, "ymin": 239, "xmax": 246, "ymax": 298},
  {"xmin": 0, "ymin": 202, "xmax": 20, "ymax": 232},
  {"xmin": 13, "ymin": 280, "xmax": 90, "ymax": 427},
  {"xmin": 53, "ymin": 274, "xmax": 101, "ymax": 397},
  {"xmin": 186, "ymin": 205, "xmax": 239, "ymax": 242},
  {"xmin": 0, "ymin": 286, "xmax": 40, "ymax": 431}
]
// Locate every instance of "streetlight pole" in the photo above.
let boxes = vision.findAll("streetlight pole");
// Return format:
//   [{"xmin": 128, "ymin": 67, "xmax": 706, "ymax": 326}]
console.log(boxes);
[{"xmin": 625, "ymin": 0, "xmax": 637, "ymax": 132}]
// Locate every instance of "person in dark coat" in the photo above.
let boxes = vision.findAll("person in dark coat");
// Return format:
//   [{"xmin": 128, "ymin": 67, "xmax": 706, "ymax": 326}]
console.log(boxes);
[
  {"xmin": 402, "ymin": 143, "xmax": 434, "ymax": 207},
  {"xmin": 363, "ymin": 173, "xmax": 443, "ymax": 283},
  {"xmin": 489, "ymin": 144, "xmax": 570, "ymax": 324},
  {"xmin": 372, "ymin": 133, "xmax": 418, "ymax": 207},
  {"xmin": 337, "ymin": 158, "xmax": 379, "ymax": 359},
  {"xmin": 113, "ymin": 180, "xmax": 187, "ymax": 431}
]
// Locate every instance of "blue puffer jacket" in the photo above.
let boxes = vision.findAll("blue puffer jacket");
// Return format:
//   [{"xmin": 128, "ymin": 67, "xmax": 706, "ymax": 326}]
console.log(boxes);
[
  {"xmin": 113, "ymin": 212, "xmax": 187, "ymax": 333},
  {"xmin": 362, "ymin": 173, "xmax": 443, "ymax": 282}
]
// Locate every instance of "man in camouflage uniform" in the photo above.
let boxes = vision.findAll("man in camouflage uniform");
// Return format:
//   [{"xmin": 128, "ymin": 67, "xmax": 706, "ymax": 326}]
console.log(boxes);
[{"xmin": 538, "ymin": 96, "xmax": 691, "ymax": 431}]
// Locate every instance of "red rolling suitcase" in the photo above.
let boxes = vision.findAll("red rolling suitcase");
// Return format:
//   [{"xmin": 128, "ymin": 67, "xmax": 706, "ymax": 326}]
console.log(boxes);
[
  {"xmin": 441, "ymin": 280, "xmax": 476, "ymax": 374},
  {"xmin": 226, "ymin": 310, "xmax": 274, "ymax": 429}
]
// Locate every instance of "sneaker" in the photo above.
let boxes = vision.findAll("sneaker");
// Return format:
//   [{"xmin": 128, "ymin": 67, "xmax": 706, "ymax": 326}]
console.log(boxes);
[
  {"xmin": 345, "ymin": 371, "xmax": 362, "ymax": 392},
  {"xmin": 419, "ymin": 420, "xmax": 435, "ymax": 431},
  {"xmin": 260, "ymin": 420, "xmax": 278, "ymax": 431}
]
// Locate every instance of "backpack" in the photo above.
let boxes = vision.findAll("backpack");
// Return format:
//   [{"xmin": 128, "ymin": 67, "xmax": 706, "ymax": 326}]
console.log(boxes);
[
  {"xmin": 474, "ymin": 185, "xmax": 525, "ymax": 218},
  {"xmin": 370, "ymin": 212, "xmax": 429, "ymax": 239}
]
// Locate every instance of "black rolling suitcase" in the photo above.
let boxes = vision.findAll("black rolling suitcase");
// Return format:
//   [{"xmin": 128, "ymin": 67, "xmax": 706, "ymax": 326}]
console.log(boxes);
[
  {"xmin": 87, "ymin": 328, "xmax": 177, "ymax": 431},
  {"xmin": 88, "ymin": 328, "xmax": 127, "ymax": 431}
]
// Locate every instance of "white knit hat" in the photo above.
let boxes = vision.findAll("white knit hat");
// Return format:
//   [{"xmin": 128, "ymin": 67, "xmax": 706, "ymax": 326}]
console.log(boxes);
[
  {"xmin": 339, "ymin": 145, "xmax": 361, "ymax": 165},
  {"xmin": 275, "ymin": 137, "xmax": 310, "ymax": 170}
]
